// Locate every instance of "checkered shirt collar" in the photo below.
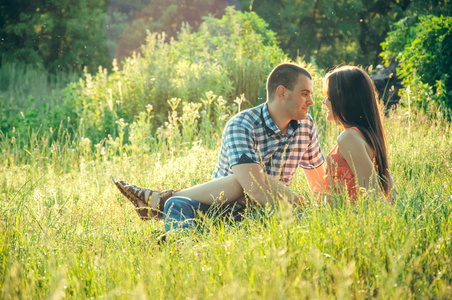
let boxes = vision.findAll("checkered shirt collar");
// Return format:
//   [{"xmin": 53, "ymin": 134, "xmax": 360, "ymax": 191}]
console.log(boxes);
[{"xmin": 260, "ymin": 103, "xmax": 299, "ymax": 136}]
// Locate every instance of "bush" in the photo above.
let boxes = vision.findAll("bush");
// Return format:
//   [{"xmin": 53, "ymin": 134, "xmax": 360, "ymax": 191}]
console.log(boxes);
[
  {"xmin": 381, "ymin": 15, "xmax": 452, "ymax": 117},
  {"xmin": 66, "ymin": 7, "xmax": 286, "ymax": 143},
  {"xmin": 0, "ymin": 62, "xmax": 79, "ymax": 137}
]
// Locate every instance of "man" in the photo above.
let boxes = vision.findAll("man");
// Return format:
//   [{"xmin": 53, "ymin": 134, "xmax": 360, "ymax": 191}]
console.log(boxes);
[{"xmin": 113, "ymin": 62, "xmax": 325, "ymax": 232}]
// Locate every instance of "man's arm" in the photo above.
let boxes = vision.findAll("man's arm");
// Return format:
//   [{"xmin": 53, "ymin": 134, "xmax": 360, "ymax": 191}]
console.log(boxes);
[
  {"xmin": 302, "ymin": 164, "xmax": 326, "ymax": 197},
  {"xmin": 231, "ymin": 163, "xmax": 303, "ymax": 206}
]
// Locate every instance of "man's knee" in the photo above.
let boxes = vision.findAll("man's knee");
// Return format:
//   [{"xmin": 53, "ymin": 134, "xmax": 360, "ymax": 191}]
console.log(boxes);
[
  {"xmin": 164, "ymin": 196, "xmax": 198, "ymax": 217},
  {"xmin": 164, "ymin": 196, "xmax": 207, "ymax": 232}
]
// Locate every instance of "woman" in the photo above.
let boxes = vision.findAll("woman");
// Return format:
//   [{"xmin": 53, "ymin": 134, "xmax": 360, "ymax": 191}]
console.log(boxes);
[
  {"xmin": 322, "ymin": 66, "xmax": 394, "ymax": 199},
  {"xmin": 113, "ymin": 65, "xmax": 394, "ymax": 226}
]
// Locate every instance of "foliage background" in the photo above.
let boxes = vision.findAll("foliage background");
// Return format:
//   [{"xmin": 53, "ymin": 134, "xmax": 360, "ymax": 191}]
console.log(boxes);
[
  {"xmin": 381, "ymin": 14, "xmax": 452, "ymax": 117},
  {"xmin": 1, "ymin": 8, "xmax": 287, "ymax": 144},
  {"xmin": 2, "ymin": 0, "xmax": 451, "ymax": 72},
  {"xmin": 2, "ymin": 1, "xmax": 451, "ymax": 145}
]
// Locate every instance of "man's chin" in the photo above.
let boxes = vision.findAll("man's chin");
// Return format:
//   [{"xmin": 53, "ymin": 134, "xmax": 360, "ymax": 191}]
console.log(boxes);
[
  {"xmin": 293, "ymin": 116, "xmax": 307, "ymax": 121},
  {"xmin": 297, "ymin": 113, "xmax": 309, "ymax": 120}
]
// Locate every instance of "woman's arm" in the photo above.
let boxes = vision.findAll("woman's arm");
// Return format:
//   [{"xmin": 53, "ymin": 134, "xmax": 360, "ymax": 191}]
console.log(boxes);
[{"xmin": 337, "ymin": 129, "xmax": 381, "ymax": 193}]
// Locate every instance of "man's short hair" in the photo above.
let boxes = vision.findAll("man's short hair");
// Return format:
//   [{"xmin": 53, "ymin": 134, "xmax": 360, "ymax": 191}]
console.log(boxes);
[{"xmin": 267, "ymin": 63, "xmax": 312, "ymax": 100}]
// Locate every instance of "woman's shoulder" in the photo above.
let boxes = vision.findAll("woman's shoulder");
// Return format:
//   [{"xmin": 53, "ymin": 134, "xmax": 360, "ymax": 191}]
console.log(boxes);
[
  {"xmin": 337, "ymin": 127, "xmax": 373, "ymax": 158},
  {"xmin": 337, "ymin": 127, "xmax": 366, "ymax": 146}
]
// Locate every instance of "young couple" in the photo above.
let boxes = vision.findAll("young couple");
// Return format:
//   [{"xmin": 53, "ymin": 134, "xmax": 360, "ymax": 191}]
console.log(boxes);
[{"xmin": 112, "ymin": 63, "xmax": 395, "ymax": 232}]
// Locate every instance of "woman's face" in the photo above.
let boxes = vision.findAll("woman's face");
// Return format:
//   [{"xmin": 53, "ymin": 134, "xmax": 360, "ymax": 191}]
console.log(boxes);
[{"xmin": 322, "ymin": 96, "xmax": 337, "ymax": 121}]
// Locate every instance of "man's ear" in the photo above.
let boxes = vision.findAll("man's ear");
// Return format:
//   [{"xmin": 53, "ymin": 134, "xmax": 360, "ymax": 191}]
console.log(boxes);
[{"xmin": 275, "ymin": 85, "xmax": 286, "ymax": 101}]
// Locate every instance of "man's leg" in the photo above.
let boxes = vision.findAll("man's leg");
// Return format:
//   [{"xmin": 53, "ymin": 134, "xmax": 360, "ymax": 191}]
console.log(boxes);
[
  {"xmin": 113, "ymin": 174, "xmax": 246, "ymax": 220},
  {"xmin": 173, "ymin": 174, "xmax": 245, "ymax": 205},
  {"xmin": 163, "ymin": 196, "xmax": 211, "ymax": 232}
]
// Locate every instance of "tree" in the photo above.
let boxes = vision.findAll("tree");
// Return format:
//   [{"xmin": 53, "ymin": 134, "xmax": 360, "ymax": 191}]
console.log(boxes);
[
  {"xmin": 0, "ymin": 0, "xmax": 240, "ymax": 72},
  {"xmin": 105, "ymin": 0, "xmax": 241, "ymax": 63},
  {"xmin": 237, "ymin": 0, "xmax": 451, "ymax": 68},
  {"xmin": 0, "ymin": 0, "xmax": 110, "ymax": 72}
]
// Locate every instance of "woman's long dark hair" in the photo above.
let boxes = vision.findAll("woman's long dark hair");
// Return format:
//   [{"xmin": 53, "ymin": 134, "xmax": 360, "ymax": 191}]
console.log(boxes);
[{"xmin": 324, "ymin": 66, "xmax": 391, "ymax": 196}]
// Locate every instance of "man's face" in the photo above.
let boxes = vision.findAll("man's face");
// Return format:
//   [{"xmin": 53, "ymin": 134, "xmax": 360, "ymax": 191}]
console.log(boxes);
[{"xmin": 283, "ymin": 74, "xmax": 314, "ymax": 120}]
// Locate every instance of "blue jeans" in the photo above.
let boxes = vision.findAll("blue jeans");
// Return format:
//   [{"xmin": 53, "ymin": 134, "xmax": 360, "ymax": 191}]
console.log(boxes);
[{"xmin": 163, "ymin": 196, "xmax": 246, "ymax": 232}]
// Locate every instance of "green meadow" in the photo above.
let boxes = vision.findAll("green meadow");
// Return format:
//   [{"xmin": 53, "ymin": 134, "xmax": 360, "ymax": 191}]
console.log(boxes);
[{"xmin": 1, "ymin": 86, "xmax": 451, "ymax": 298}]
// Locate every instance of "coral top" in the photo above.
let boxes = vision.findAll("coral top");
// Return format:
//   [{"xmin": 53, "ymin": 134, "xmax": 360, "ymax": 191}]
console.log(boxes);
[{"xmin": 324, "ymin": 127, "xmax": 375, "ymax": 198}]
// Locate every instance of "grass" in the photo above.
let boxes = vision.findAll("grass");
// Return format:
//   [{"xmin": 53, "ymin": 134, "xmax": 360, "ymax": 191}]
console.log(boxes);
[{"xmin": 1, "ymin": 100, "xmax": 451, "ymax": 299}]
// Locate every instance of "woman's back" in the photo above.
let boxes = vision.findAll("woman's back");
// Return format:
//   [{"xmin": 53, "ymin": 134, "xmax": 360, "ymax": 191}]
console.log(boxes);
[{"xmin": 325, "ymin": 127, "xmax": 376, "ymax": 198}]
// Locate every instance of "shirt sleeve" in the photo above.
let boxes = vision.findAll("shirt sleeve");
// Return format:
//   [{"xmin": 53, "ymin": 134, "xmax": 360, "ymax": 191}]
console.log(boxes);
[
  {"xmin": 300, "ymin": 118, "xmax": 325, "ymax": 169},
  {"xmin": 222, "ymin": 121, "xmax": 260, "ymax": 167}
]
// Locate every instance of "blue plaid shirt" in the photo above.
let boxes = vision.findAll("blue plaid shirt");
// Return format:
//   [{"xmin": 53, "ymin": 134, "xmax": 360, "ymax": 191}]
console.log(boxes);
[{"xmin": 212, "ymin": 103, "xmax": 324, "ymax": 186}]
